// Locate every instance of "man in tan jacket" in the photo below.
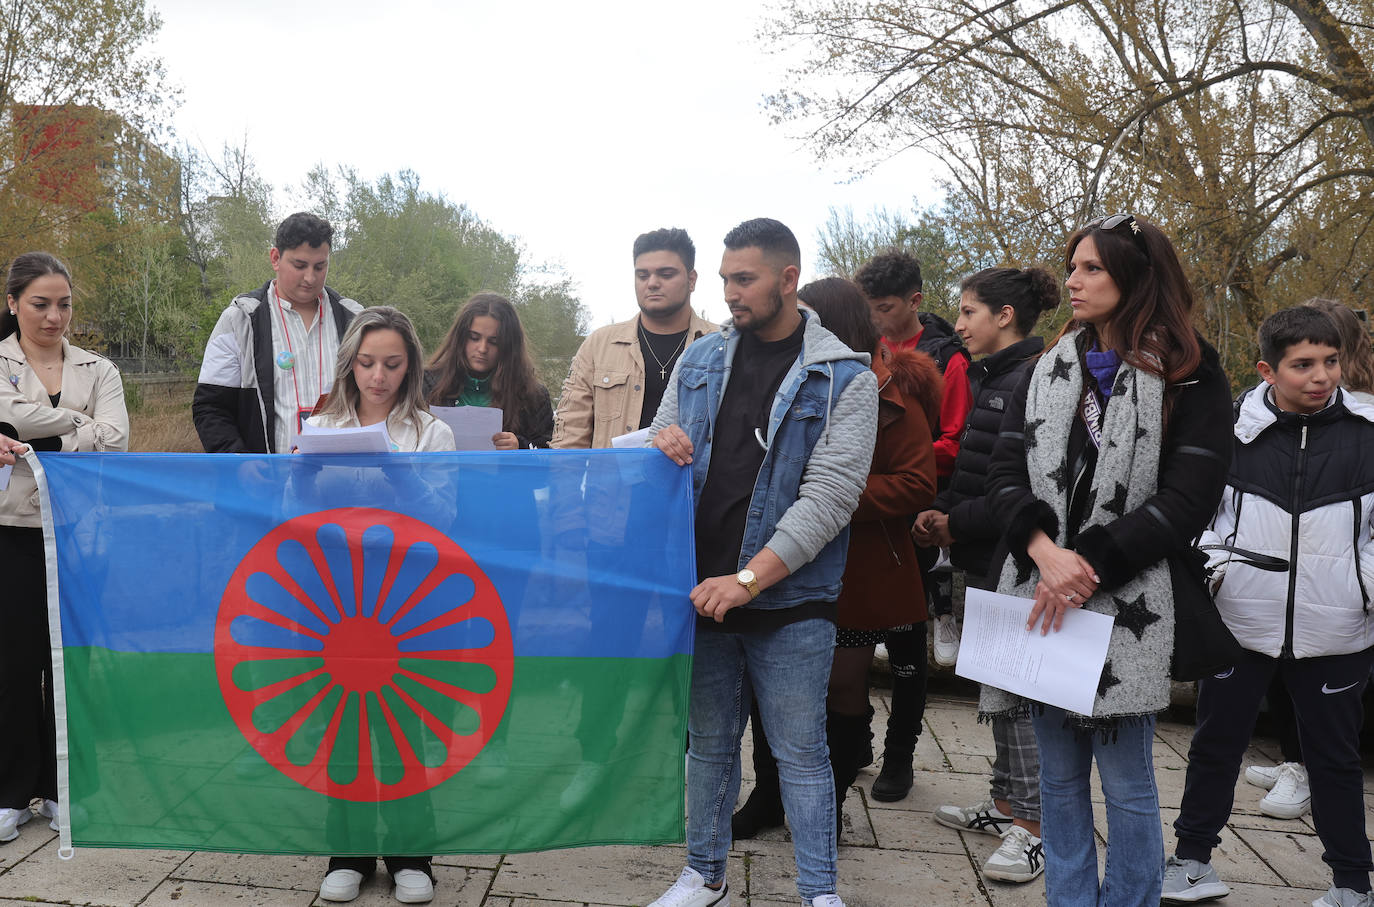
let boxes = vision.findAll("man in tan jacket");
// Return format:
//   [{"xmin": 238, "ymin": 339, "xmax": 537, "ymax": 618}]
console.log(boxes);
[{"xmin": 552, "ymin": 227, "xmax": 716, "ymax": 448}]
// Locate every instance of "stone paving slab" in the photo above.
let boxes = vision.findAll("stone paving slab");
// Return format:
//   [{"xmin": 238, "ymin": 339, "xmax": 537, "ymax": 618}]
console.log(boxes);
[
  {"xmin": 0, "ymin": 692, "xmax": 1362, "ymax": 906},
  {"xmin": 147, "ymin": 878, "xmax": 315, "ymax": 905},
  {"xmin": 0, "ymin": 838, "xmax": 186, "ymax": 906}
]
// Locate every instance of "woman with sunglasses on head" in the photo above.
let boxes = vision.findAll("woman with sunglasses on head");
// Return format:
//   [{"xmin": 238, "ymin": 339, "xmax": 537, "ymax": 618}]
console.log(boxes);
[
  {"xmin": 424, "ymin": 293, "xmax": 553, "ymax": 449},
  {"xmin": 0, "ymin": 252, "xmax": 129, "ymax": 843},
  {"xmin": 983, "ymin": 215, "xmax": 1233, "ymax": 905}
]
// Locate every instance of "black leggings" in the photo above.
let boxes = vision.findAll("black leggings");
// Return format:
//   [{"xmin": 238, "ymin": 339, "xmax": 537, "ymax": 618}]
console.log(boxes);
[{"xmin": 0, "ymin": 525, "xmax": 58, "ymax": 808}]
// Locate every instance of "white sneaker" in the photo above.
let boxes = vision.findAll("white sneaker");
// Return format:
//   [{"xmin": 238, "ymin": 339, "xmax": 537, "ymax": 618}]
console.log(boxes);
[
  {"xmin": 933, "ymin": 797, "xmax": 1014, "ymax": 837},
  {"xmin": 1260, "ymin": 762, "xmax": 1311, "ymax": 819},
  {"xmin": 1160, "ymin": 856, "xmax": 1230, "ymax": 902},
  {"xmin": 0, "ymin": 806, "xmax": 33, "ymax": 843},
  {"xmin": 319, "ymin": 868, "xmax": 365, "ymax": 902},
  {"xmin": 982, "ymin": 825, "xmax": 1044, "ymax": 883},
  {"xmin": 808, "ymin": 896, "xmax": 845, "ymax": 907},
  {"xmin": 933, "ymin": 614, "xmax": 960, "ymax": 667},
  {"xmin": 648, "ymin": 867, "xmax": 730, "ymax": 907},
  {"xmin": 35, "ymin": 799, "xmax": 59, "ymax": 832},
  {"xmin": 1244, "ymin": 762, "xmax": 1282, "ymax": 790},
  {"xmin": 392, "ymin": 868, "xmax": 434, "ymax": 904},
  {"xmin": 1314, "ymin": 885, "xmax": 1374, "ymax": 907}
]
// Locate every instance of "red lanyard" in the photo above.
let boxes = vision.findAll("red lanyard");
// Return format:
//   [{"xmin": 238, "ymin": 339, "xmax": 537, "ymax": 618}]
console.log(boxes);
[{"xmin": 273, "ymin": 282, "xmax": 326, "ymax": 416}]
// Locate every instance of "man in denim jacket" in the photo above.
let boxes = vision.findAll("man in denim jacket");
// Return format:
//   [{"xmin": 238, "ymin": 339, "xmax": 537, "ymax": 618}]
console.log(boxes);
[{"xmin": 646, "ymin": 218, "xmax": 878, "ymax": 907}]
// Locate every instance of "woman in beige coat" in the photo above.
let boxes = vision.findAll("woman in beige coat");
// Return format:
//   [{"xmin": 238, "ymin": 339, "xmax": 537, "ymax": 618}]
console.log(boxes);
[{"xmin": 0, "ymin": 252, "xmax": 128, "ymax": 843}]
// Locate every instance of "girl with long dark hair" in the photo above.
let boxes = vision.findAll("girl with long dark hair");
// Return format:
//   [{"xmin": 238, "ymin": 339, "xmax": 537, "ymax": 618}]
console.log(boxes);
[
  {"xmin": 424, "ymin": 293, "xmax": 552, "ymax": 449},
  {"xmin": 984, "ymin": 215, "xmax": 1233, "ymax": 904}
]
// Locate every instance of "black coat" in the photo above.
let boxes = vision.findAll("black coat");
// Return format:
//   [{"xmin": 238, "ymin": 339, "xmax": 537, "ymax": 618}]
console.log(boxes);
[
  {"xmin": 987, "ymin": 333, "xmax": 1233, "ymax": 593},
  {"xmin": 936, "ymin": 335, "xmax": 1044, "ymax": 578}
]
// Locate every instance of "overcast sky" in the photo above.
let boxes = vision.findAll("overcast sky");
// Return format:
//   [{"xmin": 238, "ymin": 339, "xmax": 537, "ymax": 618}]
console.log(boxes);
[{"xmin": 149, "ymin": 0, "xmax": 940, "ymax": 329}]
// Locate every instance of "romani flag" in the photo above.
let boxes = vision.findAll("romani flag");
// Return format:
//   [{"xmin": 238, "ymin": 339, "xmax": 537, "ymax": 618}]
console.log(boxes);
[{"xmin": 31, "ymin": 449, "xmax": 694, "ymax": 858}]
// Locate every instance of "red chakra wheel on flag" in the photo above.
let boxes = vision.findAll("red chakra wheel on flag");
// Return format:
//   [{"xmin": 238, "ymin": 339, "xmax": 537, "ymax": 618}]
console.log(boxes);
[{"xmin": 215, "ymin": 507, "xmax": 513, "ymax": 802}]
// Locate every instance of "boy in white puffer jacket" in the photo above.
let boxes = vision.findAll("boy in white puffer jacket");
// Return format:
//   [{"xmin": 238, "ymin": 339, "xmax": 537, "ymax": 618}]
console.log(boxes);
[{"xmin": 1163, "ymin": 306, "xmax": 1374, "ymax": 907}]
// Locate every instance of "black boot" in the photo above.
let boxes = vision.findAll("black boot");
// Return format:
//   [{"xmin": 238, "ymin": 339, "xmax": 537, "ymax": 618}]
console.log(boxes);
[
  {"xmin": 732, "ymin": 705, "xmax": 784, "ymax": 839},
  {"xmin": 828, "ymin": 710, "xmax": 871, "ymax": 836},
  {"xmin": 873, "ymin": 624, "xmax": 927, "ymax": 802}
]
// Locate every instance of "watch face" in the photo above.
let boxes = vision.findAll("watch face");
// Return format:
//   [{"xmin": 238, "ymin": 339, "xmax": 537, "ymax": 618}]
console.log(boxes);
[{"xmin": 738, "ymin": 569, "xmax": 755, "ymax": 584}]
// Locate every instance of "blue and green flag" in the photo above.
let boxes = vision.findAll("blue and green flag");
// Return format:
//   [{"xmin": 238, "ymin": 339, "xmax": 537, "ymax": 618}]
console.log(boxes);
[{"xmin": 34, "ymin": 449, "xmax": 694, "ymax": 856}]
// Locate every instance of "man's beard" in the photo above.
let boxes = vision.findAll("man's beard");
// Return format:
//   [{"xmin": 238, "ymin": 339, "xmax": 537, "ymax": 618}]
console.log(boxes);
[{"xmin": 735, "ymin": 288, "xmax": 785, "ymax": 333}]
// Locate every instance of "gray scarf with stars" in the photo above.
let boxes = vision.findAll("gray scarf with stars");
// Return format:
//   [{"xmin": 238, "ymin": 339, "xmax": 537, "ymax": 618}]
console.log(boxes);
[{"xmin": 980, "ymin": 329, "xmax": 1175, "ymax": 722}]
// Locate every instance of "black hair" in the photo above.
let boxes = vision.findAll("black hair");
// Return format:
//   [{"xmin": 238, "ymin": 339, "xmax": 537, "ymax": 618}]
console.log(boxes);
[
  {"xmin": 722, "ymin": 218, "xmax": 800, "ymax": 269},
  {"xmin": 1258, "ymin": 305, "xmax": 1342, "ymax": 367},
  {"xmin": 2, "ymin": 252, "xmax": 72, "ymax": 341},
  {"xmin": 633, "ymin": 227, "xmax": 695, "ymax": 271},
  {"xmin": 273, "ymin": 212, "xmax": 333, "ymax": 252},
  {"xmin": 960, "ymin": 266, "xmax": 1059, "ymax": 336},
  {"xmin": 798, "ymin": 277, "xmax": 879, "ymax": 354},
  {"xmin": 855, "ymin": 250, "xmax": 922, "ymax": 299}
]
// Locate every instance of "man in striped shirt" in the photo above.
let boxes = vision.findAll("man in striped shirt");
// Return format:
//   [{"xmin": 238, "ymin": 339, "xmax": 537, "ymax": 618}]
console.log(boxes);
[{"xmin": 193, "ymin": 213, "xmax": 362, "ymax": 453}]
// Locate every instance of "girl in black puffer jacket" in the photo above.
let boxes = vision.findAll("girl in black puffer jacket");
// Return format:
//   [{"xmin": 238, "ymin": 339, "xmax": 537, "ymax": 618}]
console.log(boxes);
[
  {"xmin": 913, "ymin": 266, "xmax": 1056, "ymax": 885},
  {"xmin": 915, "ymin": 268, "xmax": 1057, "ymax": 582}
]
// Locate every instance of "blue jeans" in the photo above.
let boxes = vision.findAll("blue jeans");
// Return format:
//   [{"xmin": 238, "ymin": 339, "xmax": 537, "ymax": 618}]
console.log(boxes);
[
  {"xmin": 687, "ymin": 618, "xmax": 837, "ymax": 901},
  {"xmin": 1031, "ymin": 706, "xmax": 1163, "ymax": 906}
]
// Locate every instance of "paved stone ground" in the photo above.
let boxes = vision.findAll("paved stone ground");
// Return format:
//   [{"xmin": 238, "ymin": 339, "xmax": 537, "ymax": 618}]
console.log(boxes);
[{"xmin": 0, "ymin": 688, "xmax": 1365, "ymax": 906}]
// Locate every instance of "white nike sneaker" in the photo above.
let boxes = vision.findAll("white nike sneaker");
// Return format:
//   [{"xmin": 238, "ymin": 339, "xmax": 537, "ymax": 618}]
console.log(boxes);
[{"xmin": 1160, "ymin": 855, "xmax": 1230, "ymax": 902}]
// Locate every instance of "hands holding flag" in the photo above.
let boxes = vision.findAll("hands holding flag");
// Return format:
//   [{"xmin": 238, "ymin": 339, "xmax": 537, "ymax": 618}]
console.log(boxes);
[{"xmin": 0, "ymin": 433, "xmax": 28, "ymax": 466}]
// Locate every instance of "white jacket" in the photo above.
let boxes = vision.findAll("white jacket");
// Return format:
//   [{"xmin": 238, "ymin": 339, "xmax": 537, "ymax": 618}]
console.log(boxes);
[
  {"xmin": 0, "ymin": 335, "xmax": 129, "ymax": 527},
  {"xmin": 1200, "ymin": 384, "xmax": 1374, "ymax": 658}
]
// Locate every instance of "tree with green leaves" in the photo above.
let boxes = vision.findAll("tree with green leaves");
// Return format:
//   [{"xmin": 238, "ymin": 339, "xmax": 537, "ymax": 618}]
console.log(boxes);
[{"xmin": 0, "ymin": 0, "xmax": 174, "ymax": 257}]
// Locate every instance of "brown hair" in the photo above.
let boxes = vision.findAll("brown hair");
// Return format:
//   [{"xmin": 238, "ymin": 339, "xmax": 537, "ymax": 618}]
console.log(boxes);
[
  {"xmin": 798, "ymin": 277, "xmax": 880, "ymax": 354},
  {"xmin": 1059, "ymin": 215, "xmax": 1201, "ymax": 383},
  {"xmin": 1303, "ymin": 298, "xmax": 1374, "ymax": 394},
  {"xmin": 425, "ymin": 293, "xmax": 543, "ymax": 422}
]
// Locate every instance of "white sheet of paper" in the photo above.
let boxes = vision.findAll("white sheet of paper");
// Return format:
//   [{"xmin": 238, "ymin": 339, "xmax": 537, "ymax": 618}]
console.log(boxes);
[
  {"xmin": 0, "ymin": 462, "xmax": 10, "ymax": 491},
  {"xmin": 611, "ymin": 427, "xmax": 652, "ymax": 449},
  {"xmin": 430, "ymin": 405, "xmax": 504, "ymax": 451},
  {"xmin": 294, "ymin": 421, "xmax": 392, "ymax": 453},
  {"xmin": 956, "ymin": 587, "xmax": 1115, "ymax": 715}
]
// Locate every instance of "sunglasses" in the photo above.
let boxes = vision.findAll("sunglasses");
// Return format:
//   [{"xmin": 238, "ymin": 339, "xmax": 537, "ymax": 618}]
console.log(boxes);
[{"xmin": 1094, "ymin": 213, "xmax": 1149, "ymax": 255}]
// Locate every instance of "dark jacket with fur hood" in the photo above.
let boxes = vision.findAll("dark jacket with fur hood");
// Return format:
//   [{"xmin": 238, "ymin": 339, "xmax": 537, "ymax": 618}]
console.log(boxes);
[{"xmin": 838, "ymin": 347, "xmax": 944, "ymax": 631}]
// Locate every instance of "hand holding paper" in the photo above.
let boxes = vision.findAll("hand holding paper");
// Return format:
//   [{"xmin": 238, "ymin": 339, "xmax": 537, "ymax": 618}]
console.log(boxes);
[
  {"xmin": 431, "ymin": 406, "xmax": 505, "ymax": 451},
  {"xmin": 956, "ymin": 587, "xmax": 1114, "ymax": 715}
]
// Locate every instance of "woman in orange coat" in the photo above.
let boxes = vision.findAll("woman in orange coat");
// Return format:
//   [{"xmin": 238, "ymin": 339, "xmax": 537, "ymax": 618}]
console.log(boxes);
[{"xmin": 733, "ymin": 278, "xmax": 941, "ymax": 837}]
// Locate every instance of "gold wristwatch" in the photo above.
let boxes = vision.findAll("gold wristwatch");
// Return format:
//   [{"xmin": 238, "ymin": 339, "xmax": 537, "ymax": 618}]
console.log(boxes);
[{"xmin": 736, "ymin": 568, "xmax": 760, "ymax": 600}]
